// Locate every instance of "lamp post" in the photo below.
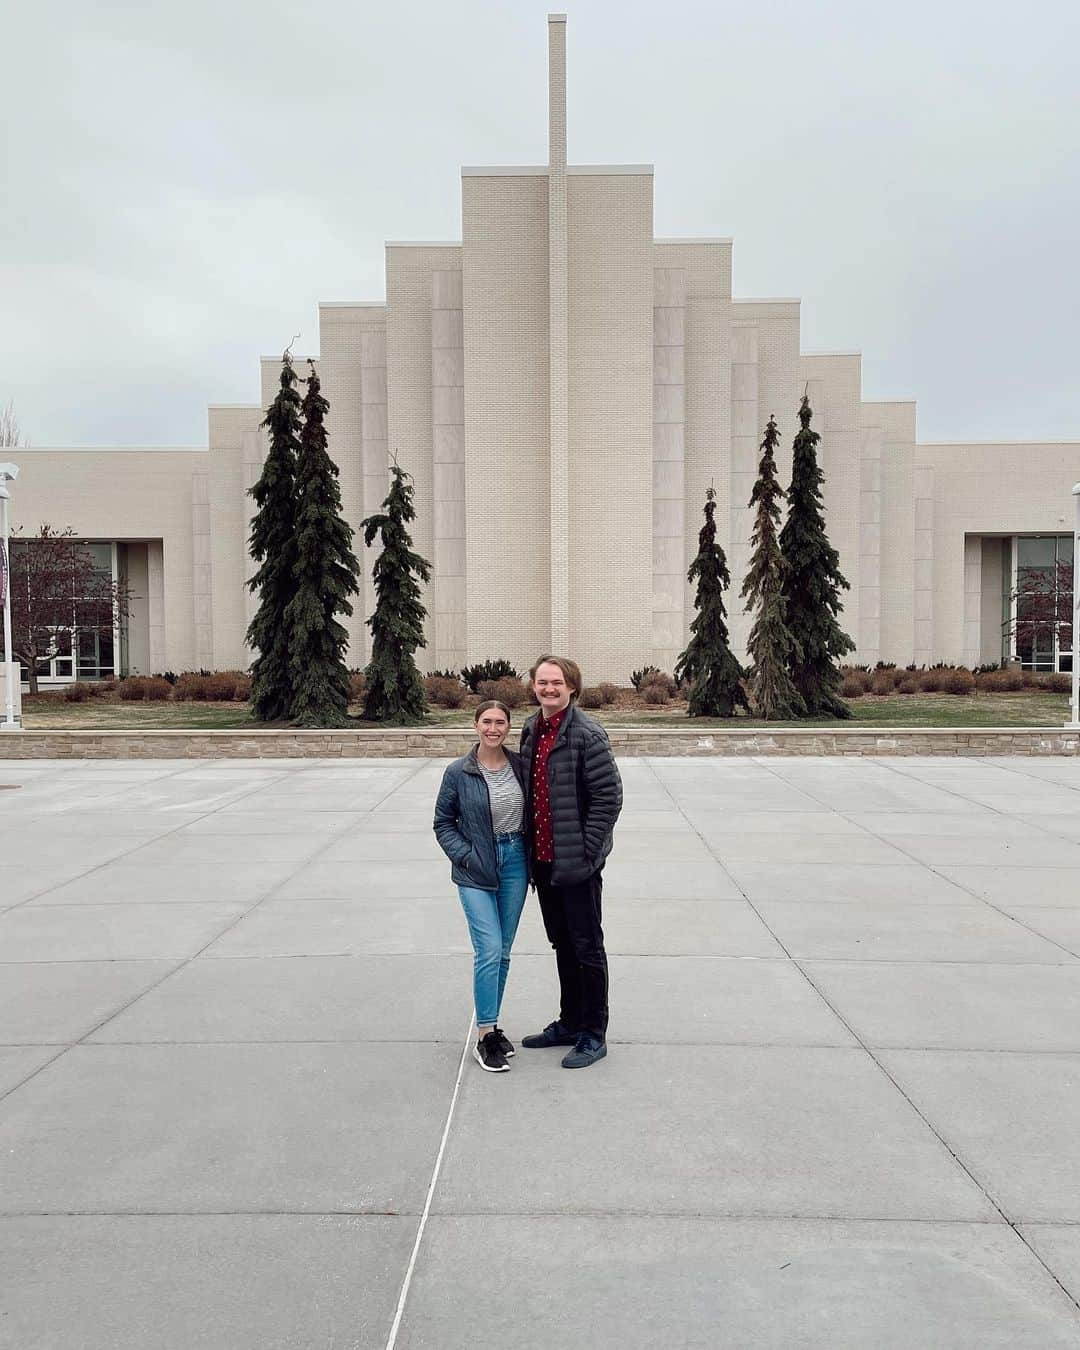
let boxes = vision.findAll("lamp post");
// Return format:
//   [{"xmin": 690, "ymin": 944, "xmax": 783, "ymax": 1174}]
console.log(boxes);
[
  {"xmin": 0, "ymin": 462, "xmax": 21, "ymax": 731},
  {"xmin": 1068, "ymin": 482, "xmax": 1080, "ymax": 732}
]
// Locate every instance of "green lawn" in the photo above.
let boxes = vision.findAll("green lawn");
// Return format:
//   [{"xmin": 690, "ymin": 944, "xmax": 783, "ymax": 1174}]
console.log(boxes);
[{"xmin": 18, "ymin": 689, "xmax": 1073, "ymax": 731}]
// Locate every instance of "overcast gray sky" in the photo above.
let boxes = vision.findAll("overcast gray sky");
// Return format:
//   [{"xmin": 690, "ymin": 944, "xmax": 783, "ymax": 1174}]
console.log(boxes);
[{"xmin": 3, "ymin": 0, "xmax": 1078, "ymax": 447}]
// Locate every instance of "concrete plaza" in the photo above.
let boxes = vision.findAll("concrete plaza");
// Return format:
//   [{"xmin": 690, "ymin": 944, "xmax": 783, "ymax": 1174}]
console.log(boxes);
[{"xmin": 3, "ymin": 753, "xmax": 1080, "ymax": 1347}]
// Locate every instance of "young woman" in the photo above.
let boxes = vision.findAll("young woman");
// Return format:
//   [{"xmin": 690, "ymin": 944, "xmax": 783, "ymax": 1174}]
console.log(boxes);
[{"xmin": 433, "ymin": 699, "xmax": 529, "ymax": 1072}]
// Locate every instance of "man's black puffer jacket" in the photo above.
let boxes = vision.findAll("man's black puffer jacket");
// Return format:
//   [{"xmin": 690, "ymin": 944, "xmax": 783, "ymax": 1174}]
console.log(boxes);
[{"xmin": 519, "ymin": 703, "xmax": 623, "ymax": 885}]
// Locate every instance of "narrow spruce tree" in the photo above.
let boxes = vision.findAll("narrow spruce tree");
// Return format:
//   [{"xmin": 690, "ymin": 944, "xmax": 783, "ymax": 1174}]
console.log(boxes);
[
  {"xmin": 246, "ymin": 351, "xmax": 302, "ymax": 721},
  {"xmin": 675, "ymin": 486, "xmax": 749, "ymax": 718},
  {"xmin": 284, "ymin": 362, "xmax": 361, "ymax": 727},
  {"xmin": 360, "ymin": 462, "xmax": 431, "ymax": 723},
  {"xmin": 779, "ymin": 395, "xmax": 855, "ymax": 718},
  {"xmin": 741, "ymin": 415, "xmax": 805, "ymax": 720}
]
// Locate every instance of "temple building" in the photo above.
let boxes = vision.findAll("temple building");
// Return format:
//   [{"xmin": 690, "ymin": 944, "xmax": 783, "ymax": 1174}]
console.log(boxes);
[{"xmin": 11, "ymin": 15, "xmax": 1078, "ymax": 686}]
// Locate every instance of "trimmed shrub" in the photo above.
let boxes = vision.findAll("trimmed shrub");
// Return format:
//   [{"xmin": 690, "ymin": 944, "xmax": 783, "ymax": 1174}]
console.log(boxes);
[
  {"xmin": 477, "ymin": 676, "xmax": 528, "ymax": 709},
  {"xmin": 978, "ymin": 668, "xmax": 1025, "ymax": 693},
  {"xmin": 839, "ymin": 673, "xmax": 868, "ymax": 698},
  {"xmin": 918, "ymin": 668, "xmax": 946, "ymax": 693},
  {"xmin": 870, "ymin": 670, "xmax": 898, "ymax": 695},
  {"xmin": 173, "ymin": 670, "xmax": 250, "ymax": 701},
  {"xmin": 941, "ymin": 667, "xmax": 976, "ymax": 695},
  {"xmin": 118, "ymin": 676, "xmax": 172, "ymax": 702},
  {"xmin": 348, "ymin": 671, "xmax": 366, "ymax": 703},
  {"xmin": 1021, "ymin": 669, "xmax": 1042, "ymax": 688},
  {"xmin": 630, "ymin": 665, "xmax": 660, "ymax": 692},
  {"xmin": 424, "ymin": 675, "xmax": 466, "ymax": 708},
  {"xmin": 641, "ymin": 670, "xmax": 678, "ymax": 698},
  {"xmin": 597, "ymin": 682, "xmax": 619, "ymax": 706},
  {"xmin": 462, "ymin": 660, "xmax": 519, "ymax": 693},
  {"xmin": 577, "ymin": 686, "xmax": 604, "ymax": 710},
  {"xmin": 173, "ymin": 672, "xmax": 210, "ymax": 701},
  {"xmin": 642, "ymin": 682, "xmax": 669, "ymax": 705},
  {"xmin": 66, "ymin": 679, "xmax": 113, "ymax": 700},
  {"xmin": 1039, "ymin": 672, "xmax": 1072, "ymax": 694},
  {"xmin": 203, "ymin": 671, "xmax": 250, "ymax": 701},
  {"xmin": 897, "ymin": 676, "xmax": 919, "ymax": 694}
]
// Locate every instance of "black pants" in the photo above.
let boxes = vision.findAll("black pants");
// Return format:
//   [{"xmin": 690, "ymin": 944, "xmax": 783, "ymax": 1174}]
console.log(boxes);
[{"xmin": 533, "ymin": 861, "xmax": 608, "ymax": 1040}]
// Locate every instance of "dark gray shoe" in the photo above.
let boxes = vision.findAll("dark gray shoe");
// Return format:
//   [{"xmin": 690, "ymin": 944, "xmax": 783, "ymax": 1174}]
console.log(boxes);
[
  {"xmin": 561, "ymin": 1034, "xmax": 607, "ymax": 1069},
  {"xmin": 521, "ymin": 1020, "xmax": 578, "ymax": 1049},
  {"xmin": 473, "ymin": 1031, "xmax": 510, "ymax": 1073},
  {"xmin": 494, "ymin": 1026, "xmax": 515, "ymax": 1058}
]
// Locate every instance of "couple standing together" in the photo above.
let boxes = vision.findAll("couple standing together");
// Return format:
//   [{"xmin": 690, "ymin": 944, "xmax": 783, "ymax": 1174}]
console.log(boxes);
[{"xmin": 433, "ymin": 655, "xmax": 624, "ymax": 1073}]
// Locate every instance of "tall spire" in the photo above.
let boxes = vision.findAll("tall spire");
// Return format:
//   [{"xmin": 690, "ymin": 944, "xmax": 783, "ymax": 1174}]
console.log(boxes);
[
  {"xmin": 547, "ymin": 14, "xmax": 569, "ymax": 650},
  {"xmin": 548, "ymin": 14, "xmax": 567, "ymax": 169}
]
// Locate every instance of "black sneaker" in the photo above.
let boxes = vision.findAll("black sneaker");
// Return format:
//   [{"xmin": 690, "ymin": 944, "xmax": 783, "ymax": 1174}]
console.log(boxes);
[
  {"xmin": 521, "ymin": 1020, "xmax": 579, "ymax": 1049},
  {"xmin": 494, "ymin": 1026, "xmax": 515, "ymax": 1058},
  {"xmin": 562, "ymin": 1033, "xmax": 607, "ymax": 1069},
  {"xmin": 473, "ymin": 1031, "xmax": 510, "ymax": 1073}
]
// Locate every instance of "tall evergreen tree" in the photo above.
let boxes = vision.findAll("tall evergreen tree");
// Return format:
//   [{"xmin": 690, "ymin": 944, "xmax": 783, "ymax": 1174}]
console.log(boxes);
[
  {"xmin": 360, "ymin": 462, "xmax": 431, "ymax": 723},
  {"xmin": 675, "ymin": 486, "xmax": 749, "ymax": 718},
  {"xmin": 246, "ymin": 351, "xmax": 301, "ymax": 722},
  {"xmin": 284, "ymin": 362, "xmax": 361, "ymax": 727},
  {"xmin": 779, "ymin": 395, "xmax": 855, "ymax": 718},
  {"xmin": 741, "ymin": 415, "xmax": 805, "ymax": 720}
]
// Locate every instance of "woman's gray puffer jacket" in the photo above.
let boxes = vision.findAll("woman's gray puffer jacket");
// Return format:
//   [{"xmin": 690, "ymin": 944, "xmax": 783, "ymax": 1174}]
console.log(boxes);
[
  {"xmin": 433, "ymin": 745, "xmax": 527, "ymax": 890},
  {"xmin": 519, "ymin": 703, "xmax": 623, "ymax": 885}
]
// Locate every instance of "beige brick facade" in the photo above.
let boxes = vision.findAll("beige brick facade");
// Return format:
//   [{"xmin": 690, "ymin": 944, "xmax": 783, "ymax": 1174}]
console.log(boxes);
[{"xmin": 7, "ymin": 16, "xmax": 1079, "ymax": 686}]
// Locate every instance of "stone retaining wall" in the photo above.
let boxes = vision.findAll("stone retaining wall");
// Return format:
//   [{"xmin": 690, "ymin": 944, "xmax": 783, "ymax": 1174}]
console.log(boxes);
[{"xmin": 1, "ymin": 727, "xmax": 1078, "ymax": 759}]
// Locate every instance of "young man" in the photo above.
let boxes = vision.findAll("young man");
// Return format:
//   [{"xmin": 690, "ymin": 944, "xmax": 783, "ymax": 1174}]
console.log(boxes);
[{"xmin": 519, "ymin": 654, "xmax": 623, "ymax": 1068}]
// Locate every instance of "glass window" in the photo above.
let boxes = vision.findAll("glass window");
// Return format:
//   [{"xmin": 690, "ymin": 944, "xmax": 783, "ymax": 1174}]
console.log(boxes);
[
  {"xmin": 8, "ymin": 540, "xmax": 119, "ymax": 684},
  {"xmin": 1018, "ymin": 537, "xmax": 1056, "ymax": 569},
  {"xmin": 1011, "ymin": 534, "xmax": 1075, "ymax": 674},
  {"xmin": 76, "ymin": 628, "xmax": 115, "ymax": 679}
]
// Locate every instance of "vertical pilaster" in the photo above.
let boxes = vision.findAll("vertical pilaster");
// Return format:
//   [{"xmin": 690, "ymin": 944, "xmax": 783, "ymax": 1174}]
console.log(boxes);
[
  {"xmin": 191, "ymin": 471, "xmax": 213, "ymax": 670},
  {"xmin": 913, "ymin": 465, "xmax": 936, "ymax": 665},
  {"xmin": 241, "ymin": 429, "xmax": 262, "ymax": 654},
  {"xmin": 147, "ymin": 541, "xmax": 165, "ymax": 675},
  {"xmin": 858, "ymin": 425, "xmax": 882, "ymax": 665},
  {"xmin": 652, "ymin": 268, "xmax": 686, "ymax": 672},
  {"xmin": 360, "ymin": 321, "xmax": 388, "ymax": 662},
  {"xmin": 548, "ymin": 13, "xmax": 569, "ymax": 652},
  {"xmin": 432, "ymin": 269, "xmax": 466, "ymax": 670},
  {"xmin": 729, "ymin": 324, "xmax": 759, "ymax": 659},
  {"xmin": 962, "ymin": 535, "xmax": 982, "ymax": 669}
]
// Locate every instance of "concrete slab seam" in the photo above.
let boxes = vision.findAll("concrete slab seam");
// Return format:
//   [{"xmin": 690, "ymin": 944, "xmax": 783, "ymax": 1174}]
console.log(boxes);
[
  {"xmin": 180, "ymin": 759, "xmax": 433, "ymax": 965},
  {"xmin": 4, "ymin": 758, "xmax": 221, "ymax": 913},
  {"xmin": 384, "ymin": 1015, "xmax": 475, "ymax": 1350},
  {"xmin": 751, "ymin": 755, "xmax": 1080, "ymax": 1315},
  {"xmin": 0, "ymin": 762, "xmax": 434, "ymax": 1105},
  {"xmin": 866, "ymin": 758, "xmax": 1080, "ymax": 962}
]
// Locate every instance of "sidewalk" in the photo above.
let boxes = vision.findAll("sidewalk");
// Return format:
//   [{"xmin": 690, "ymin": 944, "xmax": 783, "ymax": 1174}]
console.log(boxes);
[{"xmin": 2, "ymin": 754, "xmax": 1080, "ymax": 1347}]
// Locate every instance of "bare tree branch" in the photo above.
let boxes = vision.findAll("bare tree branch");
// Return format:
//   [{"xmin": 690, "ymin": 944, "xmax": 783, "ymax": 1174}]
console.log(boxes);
[{"xmin": 0, "ymin": 401, "xmax": 22, "ymax": 448}]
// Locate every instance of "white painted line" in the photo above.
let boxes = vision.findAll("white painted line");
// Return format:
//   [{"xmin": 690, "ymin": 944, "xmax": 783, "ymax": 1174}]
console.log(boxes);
[{"xmin": 384, "ymin": 1015, "xmax": 475, "ymax": 1350}]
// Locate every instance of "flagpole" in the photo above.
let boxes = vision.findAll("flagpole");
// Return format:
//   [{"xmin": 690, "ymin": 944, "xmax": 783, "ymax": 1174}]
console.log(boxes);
[
  {"xmin": 1068, "ymin": 483, "xmax": 1080, "ymax": 731},
  {"xmin": 1, "ymin": 463, "xmax": 21, "ymax": 731}
]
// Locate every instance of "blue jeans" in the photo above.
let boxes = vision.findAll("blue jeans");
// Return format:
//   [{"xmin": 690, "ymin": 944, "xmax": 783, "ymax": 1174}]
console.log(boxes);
[{"xmin": 457, "ymin": 833, "xmax": 528, "ymax": 1027}]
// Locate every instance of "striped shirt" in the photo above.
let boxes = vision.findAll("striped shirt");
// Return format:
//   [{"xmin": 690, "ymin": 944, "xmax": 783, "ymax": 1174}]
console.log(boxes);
[{"xmin": 480, "ymin": 761, "xmax": 524, "ymax": 835}]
